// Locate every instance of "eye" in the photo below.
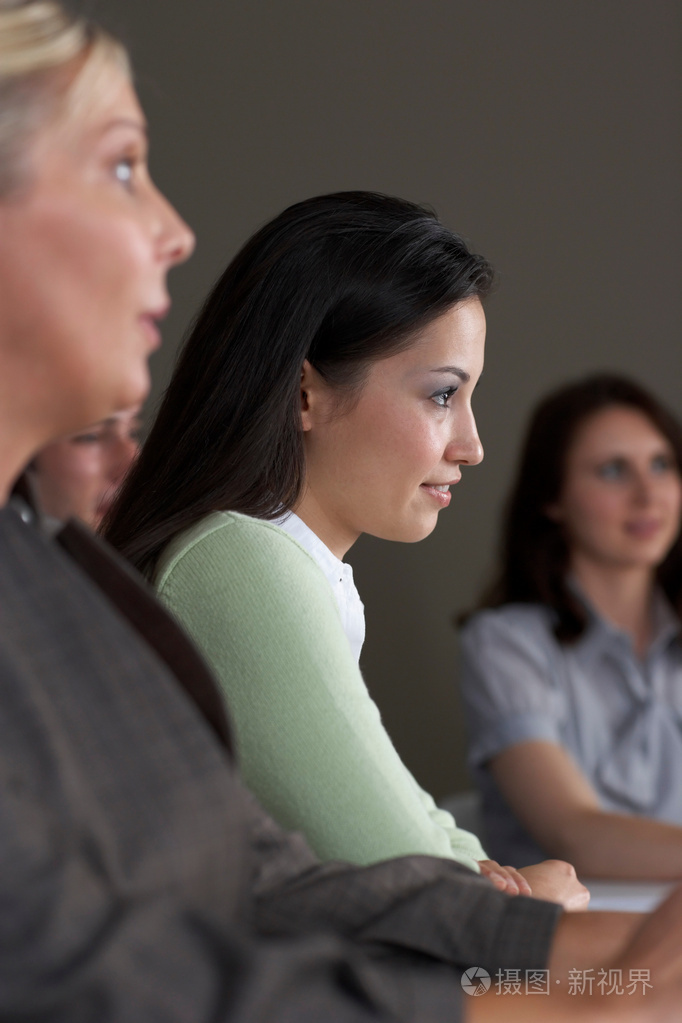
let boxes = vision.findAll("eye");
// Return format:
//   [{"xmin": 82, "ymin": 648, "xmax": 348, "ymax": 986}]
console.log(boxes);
[
  {"xmin": 596, "ymin": 458, "xmax": 627, "ymax": 481},
  {"xmin": 651, "ymin": 453, "xmax": 676, "ymax": 474},
  {"xmin": 114, "ymin": 157, "xmax": 135, "ymax": 188},
  {"xmin": 71, "ymin": 432, "xmax": 103, "ymax": 446},
  {"xmin": 431, "ymin": 386, "xmax": 458, "ymax": 408}
]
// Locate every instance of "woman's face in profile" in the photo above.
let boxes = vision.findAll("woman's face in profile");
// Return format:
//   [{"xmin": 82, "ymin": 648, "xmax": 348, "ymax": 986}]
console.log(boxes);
[
  {"xmin": 299, "ymin": 298, "xmax": 486, "ymax": 558},
  {"xmin": 0, "ymin": 65, "xmax": 194, "ymax": 437},
  {"xmin": 33, "ymin": 406, "xmax": 142, "ymax": 528},
  {"xmin": 548, "ymin": 404, "xmax": 682, "ymax": 573}
]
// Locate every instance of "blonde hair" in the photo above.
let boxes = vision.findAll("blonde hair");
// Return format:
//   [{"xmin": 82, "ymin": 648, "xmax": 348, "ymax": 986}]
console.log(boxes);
[{"xmin": 0, "ymin": 1, "xmax": 130, "ymax": 194}]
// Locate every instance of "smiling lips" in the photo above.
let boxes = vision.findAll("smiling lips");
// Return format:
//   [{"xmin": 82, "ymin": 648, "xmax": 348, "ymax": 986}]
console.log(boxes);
[
  {"xmin": 420, "ymin": 481, "xmax": 458, "ymax": 508},
  {"xmin": 624, "ymin": 518, "xmax": 665, "ymax": 539},
  {"xmin": 139, "ymin": 304, "xmax": 169, "ymax": 351}
]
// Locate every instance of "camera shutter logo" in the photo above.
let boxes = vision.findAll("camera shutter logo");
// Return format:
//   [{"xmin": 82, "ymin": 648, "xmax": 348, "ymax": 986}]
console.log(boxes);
[{"xmin": 461, "ymin": 967, "xmax": 491, "ymax": 996}]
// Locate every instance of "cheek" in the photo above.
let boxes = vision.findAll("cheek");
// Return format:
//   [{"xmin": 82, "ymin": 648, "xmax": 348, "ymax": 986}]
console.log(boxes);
[
  {"xmin": 588, "ymin": 494, "xmax": 623, "ymax": 523},
  {"xmin": 63, "ymin": 454, "xmax": 101, "ymax": 491},
  {"xmin": 665, "ymin": 479, "xmax": 682, "ymax": 523},
  {"xmin": 68, "ymin": 224, "xmax": 145, "ymax": 313},
  {"xmin": 563, "ymin": 487, "xmax": 621, "ymax": 534},
  {"xmin": 14, "ymin": 233, "xmax": 116, "ymax": 363},
  {"xmin": 376, "ymin": 421, "xmax": 437, "ymax": 488},
  {"xmin": 337, "ymin": 403, "xmax": 401, "ymax": 471},
  {"xmin": 377, "ymin": 405, "xmax": 441, "ymax": 466},
  {"xmin": 332, "ymin": 391, "xmax": 444, "ymax": 492},
  {"xmin": 406, "ymin": 431, "xmax": 442, "ymax": 478},
  {"xmin": 40, "ymin": 200, "xmax": 146, "ymax": 317}
]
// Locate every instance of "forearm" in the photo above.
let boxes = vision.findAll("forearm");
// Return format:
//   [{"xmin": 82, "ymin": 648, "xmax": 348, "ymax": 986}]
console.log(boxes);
[
  {"xmin": 504, "ymin": 884, "xmax": 682, "ymax": 1022},
  {"xmin": 548, "ymin": 911, "xmax": 642, "ymax": 976},
  {"xmin": 489, "ymin": 742, "xmax": 682, "ymax": 880},
  {"xmin": 550, "ymin": 809, "xmax": 682, "ymax": 880},
  {"xmin": 464, "ymin": 912, "xmax": 667, "ymax": 1023}
]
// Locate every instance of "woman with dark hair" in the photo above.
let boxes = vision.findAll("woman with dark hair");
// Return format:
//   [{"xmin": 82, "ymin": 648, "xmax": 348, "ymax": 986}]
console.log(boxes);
[
  {"xmin": 106, "ymin": 191, "xmax": 586, "ymax": 906},
  {"xmin": 460, "ymin": 373, "xmax": 682, "ymax": 879}
]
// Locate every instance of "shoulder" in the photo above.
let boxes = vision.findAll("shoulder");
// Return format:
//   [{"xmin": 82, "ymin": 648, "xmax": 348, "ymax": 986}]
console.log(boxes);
[
  {"xmin": 459, "ymin": 604, "xmax": 563, "ymax": 687},
  {"xmin": 152, "ymin": 511, "xmax": 354, "ymax": 707},
  {"xmin": 459, "ymin": 603, "xmax": 569, "ymax": 746},
  {"xmin": 155, "ymin": 511, "xmax": 324, "ymax": 591},
  {"xmin": 154, "ymin": 511, "xmax": 341, "ymax": 638},
  {"xmin": 461, "ymin": 603, "xmax": 556, "ymax": 648}
]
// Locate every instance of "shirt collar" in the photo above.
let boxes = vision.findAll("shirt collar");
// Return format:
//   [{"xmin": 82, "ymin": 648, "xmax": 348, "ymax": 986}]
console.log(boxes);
[
  {"xmin": 274, "ymin": 511, "xmax": 351, "ymax": 587},
  {"xmin": 567, "ymin": 577, "xmax": 680, "ymax": 666},
  {"xmin": 10, "ymin": 471, "xmax": 62, "ymax": 536}
]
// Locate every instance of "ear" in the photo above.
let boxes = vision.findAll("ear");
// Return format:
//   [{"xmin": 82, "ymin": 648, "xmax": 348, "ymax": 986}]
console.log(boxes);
[{"xmin": 300, "ymin": 359, "xmax": 327, "ymax": 432}]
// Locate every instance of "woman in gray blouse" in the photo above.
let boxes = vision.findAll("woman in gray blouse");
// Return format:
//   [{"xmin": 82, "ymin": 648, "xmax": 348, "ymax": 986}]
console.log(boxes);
[{"xmin": 460, "ymin": 373, "xmax": 682, "ymax": 879}]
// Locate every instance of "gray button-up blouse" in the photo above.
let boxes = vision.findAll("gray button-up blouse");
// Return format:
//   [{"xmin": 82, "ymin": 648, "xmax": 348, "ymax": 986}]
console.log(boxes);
[{"xmin": 459, "ymin": 593, "xmax": 682, "ymax": 865}]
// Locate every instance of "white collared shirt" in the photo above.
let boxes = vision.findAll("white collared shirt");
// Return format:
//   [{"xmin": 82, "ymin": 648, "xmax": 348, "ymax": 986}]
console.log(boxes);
[{"xmin": 274, "ymin": 511, "xmax": 366, "ymax": 663}]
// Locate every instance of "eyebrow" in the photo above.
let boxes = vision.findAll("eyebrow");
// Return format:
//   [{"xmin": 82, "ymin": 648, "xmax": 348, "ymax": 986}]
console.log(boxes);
[
  {"xmin": 103, "ymin": 117, "xmax": 148, "ymax": 136},
  {"xmin": 429, "ymin": 366, "xmax": 470, "ymax": 383},
  {"xmin": 99, "ymin": 413, "xmax": 143, "ymax": 426}
]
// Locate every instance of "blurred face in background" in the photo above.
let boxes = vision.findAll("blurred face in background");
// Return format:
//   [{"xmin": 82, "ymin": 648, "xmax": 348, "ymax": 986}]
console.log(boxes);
[
  {"xmin": 548, "ymin": 404, "xmax": 682, "ymax": 575},
  {"xmin": 0, "ymin": 61, "xmax": 194, "ymax": 449},
  {"xmin": 32, "ymin": 407, "xmax": 142, "ymax": 527}
]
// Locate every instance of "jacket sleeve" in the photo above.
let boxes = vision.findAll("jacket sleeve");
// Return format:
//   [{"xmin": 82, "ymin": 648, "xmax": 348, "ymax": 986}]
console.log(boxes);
[
  {"xmin": 0, "ymin": 740, "xmax": 465, "ymax": 1023},
  {"xmin": 242, "ymin": 786, "xmax": 561, "ymax": 974}
]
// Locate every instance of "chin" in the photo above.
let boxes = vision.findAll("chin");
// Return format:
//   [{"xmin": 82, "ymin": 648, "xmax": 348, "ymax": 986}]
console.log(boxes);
[
  {"xmin": 632, "ymin": 542, "xmax": 675, "ymax": 566},
  {"xmin": 388, "ymin": 519, "xmax": 440, "ymax": 544},
  {"xmin": 614, "ymin": 552, "xmax": 669, "ymax": 572}
]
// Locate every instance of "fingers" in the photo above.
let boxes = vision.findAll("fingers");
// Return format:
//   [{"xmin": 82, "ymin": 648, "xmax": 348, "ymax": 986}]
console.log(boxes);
[
  {"xmin": 478, "ymin": 860, "xmax": 513, "ymax": 892},
  {"xmin": 478, "ymin": 859, "xmax": 532, "ymax": 896},
  {"xmin": 501, "ymin": 865, "xmax": 533, "ymax": 896}
]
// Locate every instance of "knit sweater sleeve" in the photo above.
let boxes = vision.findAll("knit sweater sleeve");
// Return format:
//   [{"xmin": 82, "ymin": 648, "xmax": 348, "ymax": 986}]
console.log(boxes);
[{"xmin": 155, "ymin": 511, "xmax": 485, "ymax": 871}]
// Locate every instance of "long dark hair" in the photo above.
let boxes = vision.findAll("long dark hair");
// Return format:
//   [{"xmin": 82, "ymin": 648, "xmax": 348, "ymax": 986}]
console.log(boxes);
[
  {"xmin": 105, "ymin": 191, "xmax": 494, "ymax": 577},
  {"xmin": 474, "ymin": 373, "xmax": 682, "ymax": 641}
]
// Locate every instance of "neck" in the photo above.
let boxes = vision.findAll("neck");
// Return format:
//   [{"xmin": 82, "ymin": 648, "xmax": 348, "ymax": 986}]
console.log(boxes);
[
  {"xmin": 292, "ymin": 489, "xmax": 359, "ymax": 561},
  {"xmin": 0, "ymin": 368, "xmax": 58, "ymax": 506},
  {"xmin": 0, "ymin": 385, "xmax": 72, "ymax": 508},
  {"xmin": 0, "ymin": 430, "xmax": 42, "ymax": 508},
  {"xmin": 571, "ymin": 555, "xmax": 656, "ymax": 656}
]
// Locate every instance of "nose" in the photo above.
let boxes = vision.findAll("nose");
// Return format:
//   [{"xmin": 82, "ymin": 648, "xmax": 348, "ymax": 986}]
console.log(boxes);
[
  {"xmin": 446, "ymin": 408, "xmax": 484, "ymax": 466},
  {"xmin": 632, "ymin": 470, "xmax": 656, "ymax": 506},
  {"xmin": 153, "ymin": 187, "xmax": 196, "ymax": 268},
  {"xmin": 109, "ymin": 434, "xmax": 139, "ymax": 486}
]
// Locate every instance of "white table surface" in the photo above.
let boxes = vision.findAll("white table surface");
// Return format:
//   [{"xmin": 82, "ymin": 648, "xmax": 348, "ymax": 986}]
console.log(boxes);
[{"xmin": 583, "ymin": 878, "xmax": 675, "ymax": 913}]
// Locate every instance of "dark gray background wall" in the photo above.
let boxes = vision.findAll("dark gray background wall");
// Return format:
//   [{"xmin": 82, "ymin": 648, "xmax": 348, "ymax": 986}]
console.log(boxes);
[{"xmin": 96, "ymin": 0, "xmax": 681, "ymax": 799}]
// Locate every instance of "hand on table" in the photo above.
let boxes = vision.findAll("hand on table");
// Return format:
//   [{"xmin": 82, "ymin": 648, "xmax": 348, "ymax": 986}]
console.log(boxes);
[{"xmin": 479, "ymin": 857, "xmax": 590, "ymax": 910}]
